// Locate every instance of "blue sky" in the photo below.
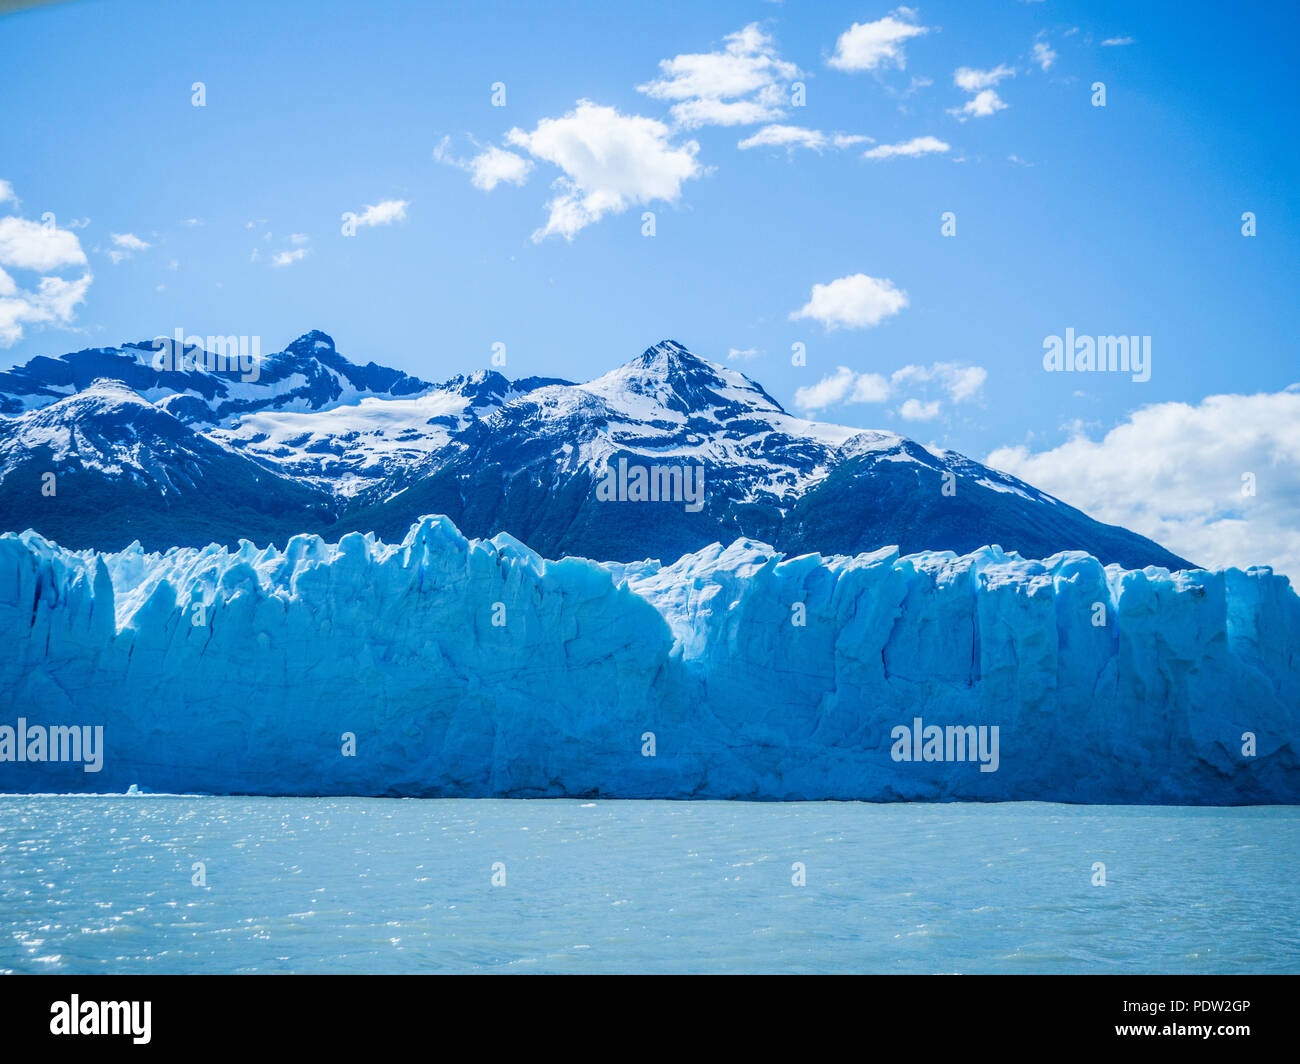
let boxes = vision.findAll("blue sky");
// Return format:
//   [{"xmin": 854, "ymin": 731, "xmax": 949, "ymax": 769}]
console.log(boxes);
[{"xmin": 2, "ymin": 0, "xmax": 1298, "ymax": 570}]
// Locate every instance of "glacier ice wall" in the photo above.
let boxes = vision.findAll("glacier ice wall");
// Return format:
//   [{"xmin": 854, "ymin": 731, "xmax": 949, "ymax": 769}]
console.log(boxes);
[{"xmin": 0, "ymin": 515, "xmax": 1296, "ymax": 802}]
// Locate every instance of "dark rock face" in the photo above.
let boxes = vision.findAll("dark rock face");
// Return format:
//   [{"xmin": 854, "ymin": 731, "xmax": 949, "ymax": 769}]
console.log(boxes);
[{"xmin": 0, "ymin": 333, "xmax": 1194, "ymax": 568}]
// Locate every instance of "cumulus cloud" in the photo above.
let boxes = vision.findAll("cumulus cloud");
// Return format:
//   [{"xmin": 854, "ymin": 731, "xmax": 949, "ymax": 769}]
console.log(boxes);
[
  {"xmin": 1032, "ymin": 40, "xmax": 1057, "ymax": 71},
  {"xmin": 468, "ymin": 145, "xmax": 533, "ymax": 190},
  {"xmin": 862, "ymin": 135, "xmax": 950, "ymax": 160},
  {"xmin": 950, "ymin": 64, "xmax": 1013, "ymax": 119},
  {"xmin": 348, "ymin": 199, "xmax": 410, "ymax": 229},
  {"xmin": 793, "ymin": 360, "xmax": 985, "ymax": 415},
  {"xmin": 951, "ymin": 88, "xmax": 1008, "ymax": 119},
  {"xmin": 794, "ymin": 366, "xmax": 891, "ymax": 412},
  {"xmin": 0, "ymin": 191, "xmax": 92, "ymax": 346},
  {"xmin": 827, "ymin": 8, "xmax": 930, "ymax": 72},
  {"xmin": 899, "ymin": 397, "xmax": 941, "ymax": 420},
  {"xmin": 737, "ymin": 124, "xmax": 871, "ymax": 153},
  {"xmin": 638, "ymin": 23, "xmax": 801, "ymax": 129},
  {"xmin": 790, "ymin": 273, "xmax": 908, "ymax": 331},
  {"xmin": 435, "ymin": 137, "xmax": 534, "ymax": 191},
  {"xmin": 727, "ymin": 347, "xmax": 760, "ymax": 361},
  {"xmin": 954, "ymin": 64, "xmax": 1015, "ymax": 92},
  {"xmin": 0, "ymin": 271, "xmax": 93, "ymax": 346},
  {"xmin": 0, "ymin": 216, "xmax": 88, "ymax": 272},
  {"xmin": 110, "ymin": 232, "xmax": 150, "ymax": 251},
  {"xmin": 1101, "ymin": 36, "xmax": 1134, "ymax": 46},
  {"xmin": 506, "ymin": 100, "xmax": 703, "ymax": 242},
  {"xmin": 986, "ymin": 388, "xmax": 1300, "ymax": 575}
]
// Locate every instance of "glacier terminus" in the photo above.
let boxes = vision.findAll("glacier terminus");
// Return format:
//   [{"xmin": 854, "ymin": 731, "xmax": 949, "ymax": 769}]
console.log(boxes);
[{"xmin": 1, "ymin": 515, "xmax": 1294, "ymax": 802}]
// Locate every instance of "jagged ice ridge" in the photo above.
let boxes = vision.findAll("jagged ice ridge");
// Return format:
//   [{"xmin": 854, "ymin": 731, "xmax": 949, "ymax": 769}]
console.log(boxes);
[{"xmin": 1, "ymin": 516, "xmax": 1295, "ymax": 802}]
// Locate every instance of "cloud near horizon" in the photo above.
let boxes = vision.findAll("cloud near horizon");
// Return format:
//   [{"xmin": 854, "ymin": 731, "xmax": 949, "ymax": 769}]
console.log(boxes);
[
  {"xmin": 794, "ymin": 361, "xmax": 987, "ymax": 420},
  {"xmin": 987, "ymin": 387, "xmax": 1300, "ymax": 575}
]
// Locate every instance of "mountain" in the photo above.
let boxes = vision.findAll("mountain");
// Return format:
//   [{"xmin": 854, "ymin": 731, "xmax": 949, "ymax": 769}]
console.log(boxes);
[
  {"xmin": 0, "ymin": 332, "xmax": 1194, "ymax": 568},
  {"xmin": 0, "ymin": 329, "xmax": 432, "ymax": 422},
  {"xmin": 0, "ymin": 378, "xmax": 335, "ymax": 550}
]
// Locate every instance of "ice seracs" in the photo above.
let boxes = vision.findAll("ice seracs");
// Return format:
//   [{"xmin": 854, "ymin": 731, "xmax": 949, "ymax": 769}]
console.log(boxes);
[{"xmin": 0, "ymin": 515, "xmax": 1293, "ymax": 802}]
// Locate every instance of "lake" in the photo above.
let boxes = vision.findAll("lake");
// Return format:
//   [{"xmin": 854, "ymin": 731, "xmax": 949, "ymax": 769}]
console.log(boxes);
[{"xmin": 2, "ymin": 797, "xmax": 1296, "ymax": 974}]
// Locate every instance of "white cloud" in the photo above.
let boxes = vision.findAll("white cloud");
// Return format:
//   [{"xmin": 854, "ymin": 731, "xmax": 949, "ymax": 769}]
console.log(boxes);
[
  {"xmin": 638, "ymin": 23, "xmax": 801, "ymax": 128},
  {"xmin": 349, "ymin": 199, "xmax": 410, "ymax": 228},
  {"xmin": 0, "ymin": 268, "xmax": 93, "ymax": 347},
  {"xmin": 950, "ymin": 64, "xmax": 1013, "ymax": 120},
  {"xmin": 851, "ymin": 372, "xmax": 892, "ymax": 403},
  {"xmin": 289, "ymin": 233, "xmax": 309, "ymax": 246},
  {"xmin": 435, "ymin": 137, "xmax": 534, "ymax": 191},
  {"xmin": 986, "ymin": 388, "xmax": 1300, "ymax": 575},
  {"xmin": 891, "ymin": 362, "xmax": 987, "ymax": 402},
  {"xmin": 862, "ymin": 135, "xmax": 950, "ymax": 160},
  {"xmin": 727, "ymin": 347, "xmax": 760, "ymax": 361},
  {"xmin": 109, "ymin": 233, "xmax": 149, "ymax": 264},
  {"xmin": 790, "ymin": 273, "xmax": 908, "ymax": 331},
  {"xmin": 469, "ymin": 145, "xmax": 533, "ymax": 190},
  {"xmin": 795, "ymin": 366, "xmax": 891, "ymax": 412},
  {"xmin": 1032, "ymin": 40, "xmax": 1057, "ymax": 71},
  {"xmin": 507, "ymin": 100, "xmax": 703, "ymax": 242},
  {"xmin": 0, "ymin": 217, "xmax": 88, "ymax": 272},
  {"xmin": 737, "ymin": 124, "xmax": 871, "ymax": 152},
  {"xmin": 794, "ymin": 360, "xmax": 985, "ymax": 415},
  {"xmin": 1101, "ymin": 36, "xmax": 1134, "ymax": 46},
  {"xmin": 0, "ymin": 193, "xmax": 93, "ymax": 347},
  {"xmin": 899, "ymin": 397, "xmax": 941, "ymax": 420},
  {"xmin": 828, "ymin": 9, "xmax": 930, "ymax": 72},
  {"xmin": 954, "ymin": 64, "xmax": 1015, "ymax": 92},
  {"xmin": 950, "ymin": 88, "xmax": 1008, "ymax": 119},
  {"xmin": 272, "ymin": 248, "xmax": 309, "ymax": 267},
  {"xmin": 110, "ymin": 232, "xmax": 150, "ymax": 252}
]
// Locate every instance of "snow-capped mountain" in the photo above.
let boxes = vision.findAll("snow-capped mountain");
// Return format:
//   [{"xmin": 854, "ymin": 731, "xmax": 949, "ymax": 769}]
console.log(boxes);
[
  {"xmin": 0, "ymin": 377, "xmax": 334, "ymax": 549},
  {"xmin": 0, "ymin": 331, "xmax": 1193, "ymax": 568},
  {"xmin": 0, "ymin": 329, "xmax": 432, "ymax": 422}
]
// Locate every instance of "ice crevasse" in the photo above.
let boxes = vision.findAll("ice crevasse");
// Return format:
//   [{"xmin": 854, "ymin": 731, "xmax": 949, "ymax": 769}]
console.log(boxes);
[{"xmin": 0, "ymin": 514, "xmax": 1296, "ymax": 802}]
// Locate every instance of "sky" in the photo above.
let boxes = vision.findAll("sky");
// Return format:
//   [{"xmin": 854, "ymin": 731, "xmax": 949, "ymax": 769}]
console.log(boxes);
[{"xmin": 1, "ymin": 0, "xmax": 1298, "ymax": 572}]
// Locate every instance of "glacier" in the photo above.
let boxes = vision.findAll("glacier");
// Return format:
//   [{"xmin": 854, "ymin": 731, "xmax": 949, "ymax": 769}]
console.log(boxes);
[{"xmin": 0, "ymin": 515, "xmax": 1296, "ymax": 802}]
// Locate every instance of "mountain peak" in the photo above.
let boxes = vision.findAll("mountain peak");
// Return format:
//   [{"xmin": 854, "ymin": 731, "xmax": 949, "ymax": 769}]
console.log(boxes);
[
  {"xmin": 72, "ymin": 377, "xmax": 154, "ymax": 409},
  {"xmin": 583, "ymin": 339, "xmax": 784, "ymax": 420},
  {"xmin": 633, "ymin": 339, "xmax": 712, "ymax": 374},
  {"xmin": 284, "ymin": 330, "xmax": 338, "ymax": 358}
]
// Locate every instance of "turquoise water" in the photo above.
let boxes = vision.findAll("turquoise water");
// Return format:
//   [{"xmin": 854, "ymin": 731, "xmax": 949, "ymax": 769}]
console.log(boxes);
[{"xmin": 1, "ymin": 797, "xmax": 1297, "ymax": 974}]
